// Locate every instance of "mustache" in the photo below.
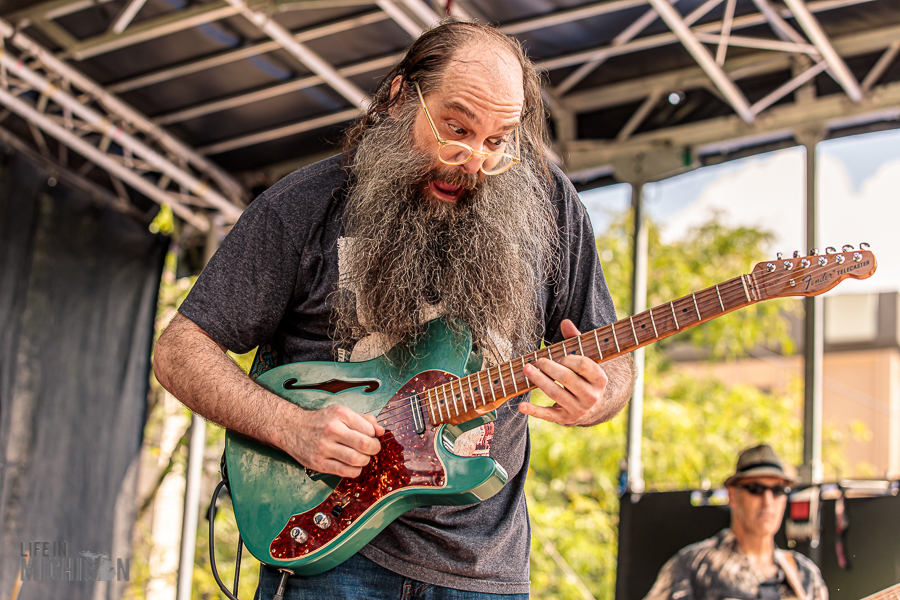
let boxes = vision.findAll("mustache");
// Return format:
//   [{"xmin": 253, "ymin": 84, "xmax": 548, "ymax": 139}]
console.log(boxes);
[{"xmin": 426, "ymin": 166, "xmax": 478, "ymax": 191}]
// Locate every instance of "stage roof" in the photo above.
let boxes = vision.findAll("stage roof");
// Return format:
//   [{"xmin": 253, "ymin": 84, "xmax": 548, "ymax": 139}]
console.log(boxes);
[{"xmin": 0, "ymin": 0, "xmax": 897, "ymax": 229}]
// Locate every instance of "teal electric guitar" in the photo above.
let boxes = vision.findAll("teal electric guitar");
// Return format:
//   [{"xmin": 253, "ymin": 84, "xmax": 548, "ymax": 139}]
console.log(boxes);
[{"xmin": 225, "ymin": 246, "xmax": 876, "ymax": 575}]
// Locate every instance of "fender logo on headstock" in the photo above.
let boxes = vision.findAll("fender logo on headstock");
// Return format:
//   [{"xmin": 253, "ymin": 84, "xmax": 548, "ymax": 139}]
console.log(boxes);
[{"xmin": 801, "ymin": 271, "xmax": 834, "ymax": 291}]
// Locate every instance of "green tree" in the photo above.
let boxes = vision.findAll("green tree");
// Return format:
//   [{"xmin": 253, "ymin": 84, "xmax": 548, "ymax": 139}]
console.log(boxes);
[
  {"xmin": 598, "ymin": 211, "xmax": 797, "ymax": 360},
  {"xmin": 526, "ymin": 212, "xmax": 804, "ymax": 600}
]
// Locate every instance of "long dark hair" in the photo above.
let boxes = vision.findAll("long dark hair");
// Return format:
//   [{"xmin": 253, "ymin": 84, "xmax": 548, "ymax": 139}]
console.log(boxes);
[{"xmin": 342, "ymin": 21, "xmax": 549, "ymax": 177}]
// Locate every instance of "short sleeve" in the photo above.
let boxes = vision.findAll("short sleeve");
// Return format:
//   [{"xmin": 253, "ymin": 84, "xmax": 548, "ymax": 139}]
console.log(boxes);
[
  {"xmin": 178, "ymin": 194, "xmax": 301, "ymax": 354},
  {"xmin": 542, "ymin": 165, "xmax": 617, "ymax": 343},
  {"xmin": 644, "ymin": 553, "xmax": 695, "ymax": 600},
  {"xmin": 794, "ymin": 552, "xmax": 829, "ymax": 600}
]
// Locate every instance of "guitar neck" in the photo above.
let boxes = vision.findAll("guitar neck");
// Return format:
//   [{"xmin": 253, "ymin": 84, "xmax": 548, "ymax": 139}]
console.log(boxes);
[{"xmin": 425, "ymin": 272, "xmax": 766, "ymax": 426}]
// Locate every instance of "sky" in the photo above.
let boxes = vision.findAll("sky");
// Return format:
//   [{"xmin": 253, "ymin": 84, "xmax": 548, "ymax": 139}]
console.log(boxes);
[{"xmin": 579, "ymin": 128, "xmax": 900, "ymax": 296}]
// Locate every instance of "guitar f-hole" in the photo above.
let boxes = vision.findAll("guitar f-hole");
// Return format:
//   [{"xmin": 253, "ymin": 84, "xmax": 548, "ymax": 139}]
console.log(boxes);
[{"xmin": 283, "ymin": 378, "xmax": 380, "ymax": 394}]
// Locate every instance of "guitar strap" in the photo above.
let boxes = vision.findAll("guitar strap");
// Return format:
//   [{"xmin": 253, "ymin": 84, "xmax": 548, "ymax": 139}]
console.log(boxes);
[
  {"xmin": 774, "ymin": 549, "xmax": 808, "ymax": 600},
  {"xmin": 248, "ymin": 343, "xmax": 280, "ymax": 379}
]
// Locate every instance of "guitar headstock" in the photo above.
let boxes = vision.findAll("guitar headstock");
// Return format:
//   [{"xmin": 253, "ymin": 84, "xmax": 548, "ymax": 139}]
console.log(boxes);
[{"xmin": 752, "ymin": 244, "xmax": 877, "ymax": 298}]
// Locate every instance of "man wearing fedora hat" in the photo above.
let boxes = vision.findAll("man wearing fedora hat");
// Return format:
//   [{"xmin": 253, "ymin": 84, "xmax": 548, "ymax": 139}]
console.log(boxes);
[{"xmin": 644, "ymin": 444, "xmax": 828, "ymax": 600}]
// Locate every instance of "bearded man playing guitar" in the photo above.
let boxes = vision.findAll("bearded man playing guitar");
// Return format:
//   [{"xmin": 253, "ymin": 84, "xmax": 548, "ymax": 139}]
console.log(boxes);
[{"xmin": 154, "ymin": 20, "xmax": 635, "ymax": 600}]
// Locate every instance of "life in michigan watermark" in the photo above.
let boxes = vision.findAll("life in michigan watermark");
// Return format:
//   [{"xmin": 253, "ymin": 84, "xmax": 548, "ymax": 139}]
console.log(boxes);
[{"xmin": 19, "ymin": 541, "xmax": 130, "ymax": 582}]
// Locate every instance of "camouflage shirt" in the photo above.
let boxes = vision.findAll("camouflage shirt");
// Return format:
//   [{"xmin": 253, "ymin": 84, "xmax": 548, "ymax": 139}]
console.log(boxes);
[{"xmin": 644, "ymin": 529, "xmax": 828, "ymax": 600}]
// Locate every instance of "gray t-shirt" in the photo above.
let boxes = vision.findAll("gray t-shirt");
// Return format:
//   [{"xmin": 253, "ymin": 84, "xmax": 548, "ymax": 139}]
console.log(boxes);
[{"xmin": 179, "ymin": 154, "xmax": 616, "ymax": 593}]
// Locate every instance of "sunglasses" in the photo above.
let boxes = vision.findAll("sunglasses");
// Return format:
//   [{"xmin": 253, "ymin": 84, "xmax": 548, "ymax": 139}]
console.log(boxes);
[{"xmin": 735, "ymin": 482, "xmax": 791, "ymax": 497}]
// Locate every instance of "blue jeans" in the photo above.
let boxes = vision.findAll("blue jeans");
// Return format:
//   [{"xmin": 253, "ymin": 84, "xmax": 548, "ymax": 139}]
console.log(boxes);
[{"xmin": 254, "ymin": 554, "xmax": 529, "ymax": 600}]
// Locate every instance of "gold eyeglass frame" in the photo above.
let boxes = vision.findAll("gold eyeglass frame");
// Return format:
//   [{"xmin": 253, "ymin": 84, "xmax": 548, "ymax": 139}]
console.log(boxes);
[{"xmin": 414, "ymin": 81, "xmax": 521, "ymax": 176}]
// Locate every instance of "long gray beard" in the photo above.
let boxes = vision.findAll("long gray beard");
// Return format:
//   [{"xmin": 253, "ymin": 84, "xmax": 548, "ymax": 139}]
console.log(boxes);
[{"xmin": 335, "ymin": 106, "xmax": 559, "ymax": 363}]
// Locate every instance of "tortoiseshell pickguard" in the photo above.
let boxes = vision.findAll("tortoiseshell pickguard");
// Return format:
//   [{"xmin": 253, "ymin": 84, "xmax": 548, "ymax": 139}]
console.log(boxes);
[{"xmin": 269, "ymin": 370, "xmax": 455, "ymax": 560}]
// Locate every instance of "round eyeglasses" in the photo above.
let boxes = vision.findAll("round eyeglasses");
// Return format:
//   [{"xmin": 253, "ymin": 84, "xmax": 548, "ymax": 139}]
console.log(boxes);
[{"xmin": 414, "ymin": 81, "xmax": 521, "ymax": 176}]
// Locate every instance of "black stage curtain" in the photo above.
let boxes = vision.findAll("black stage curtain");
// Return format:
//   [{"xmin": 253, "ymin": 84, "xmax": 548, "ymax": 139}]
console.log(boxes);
[
  {"xmin": 0, "ymin": 149, "xmax": 168, "ymax": 600},
  {"xmin": 615, "ymin": 491, "xmax": 732, "ymax": 600}
]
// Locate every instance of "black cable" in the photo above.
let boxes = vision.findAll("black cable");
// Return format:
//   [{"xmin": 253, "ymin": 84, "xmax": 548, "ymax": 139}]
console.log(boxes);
[
  {"xmin": 233, "ymin": 536, "xmax": 243, "ymax": 596},
  {"xmin": 211, "ymin": 453, "xmax": 297, "ymax": 600},
  {"xmin": 272, "ymin": 570, "xmax": 291, "ymax": 600},
  {"xmin": 208, "ymin": 479, "xmax": 240, "ymax": 600}
]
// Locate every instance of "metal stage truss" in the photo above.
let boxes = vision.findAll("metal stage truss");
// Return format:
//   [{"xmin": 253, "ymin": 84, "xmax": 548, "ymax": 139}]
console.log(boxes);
[{"xmin": 0, "ymin": 0, "xmax": 894, "ymax": 227}]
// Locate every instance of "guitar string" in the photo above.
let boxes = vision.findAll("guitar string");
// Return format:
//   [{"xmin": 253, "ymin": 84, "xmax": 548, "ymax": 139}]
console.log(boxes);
[
  {"xmin": 371, "ymin": 264, "xmax": 833, "ymax": 429},
  {"xmin": 373, "ymin": 275, "xmax": 782, "ymax": 429},
  {"xmin": 373, "ymin": 276, "xmax": 762, "ymax": 427},
  {"xmin": 373, "ymin": 279, "xmax": 756, "ymax": 430},
  {"xmin": 365, "ymin": 256, "xmax": 865, "ymax": 430}
]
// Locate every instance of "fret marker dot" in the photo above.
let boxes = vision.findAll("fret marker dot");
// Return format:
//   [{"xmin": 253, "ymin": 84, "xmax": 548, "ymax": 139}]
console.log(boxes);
[
  {"xmin": 682, "ymin": 308, "xmax": 688, "ymax": 313},
  {"xmin": 641, "ymin": 324, "xmax": 646, "ymax": 329},
  {"xmin": 604, "ymin": 338, "xmax": 609, "ymax": 343}
]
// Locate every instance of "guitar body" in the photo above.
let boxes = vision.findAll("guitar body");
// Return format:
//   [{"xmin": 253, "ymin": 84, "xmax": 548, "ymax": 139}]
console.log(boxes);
[{"xmin": 224, "ymin": 318, "xmax": 509, "ymax": 575}]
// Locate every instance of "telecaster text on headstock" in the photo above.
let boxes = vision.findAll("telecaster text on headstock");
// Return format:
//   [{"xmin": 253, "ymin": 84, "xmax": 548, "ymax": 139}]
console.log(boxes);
[{"xmin": 835, "ymin": 259, "xmax": 872, "ymax": 278}]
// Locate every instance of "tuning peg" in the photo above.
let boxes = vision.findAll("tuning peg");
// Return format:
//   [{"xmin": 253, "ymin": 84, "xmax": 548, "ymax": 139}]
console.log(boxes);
[
  {"xmin": 842, "ymin": 244, "xmax": 854, "ymax": 252},
  {"xmin": 860, "ymin": 242, "xmax": 870, "ymax": 250},
  {"xmin": 777, "ymin": 252, "xmax": 784, "ymax": 260},
  {"xmin": 800, "ymin": 258, "xmax": 811, "ymax": 268},
  {"xmin": 835, "ymin": 255, "xmax": 845, "ymax": 264},
  {"xmin": 818, "ymin": 256, "xmax": 828, "ymax": 266},
  {"xmin": 854, "ymin": 252, "xmax": 863, "ymax": 262},
  {"xmin": 784, "ymin": 261, "xmax": 794, "ymax": 270},
  {"xmin": 793, "ymin": 250, "xmax": 800, "ymax": 258},
  {"xmin": 826, "ymin": 246, "xmax": 836, "ymax": 254},
  {"xmin": 809, "ymin": 248, "xmax": 818, "ymax": 256},
  {"xmin": 766, "ymin": 262, "xmax": 776, "ymax": 273}
]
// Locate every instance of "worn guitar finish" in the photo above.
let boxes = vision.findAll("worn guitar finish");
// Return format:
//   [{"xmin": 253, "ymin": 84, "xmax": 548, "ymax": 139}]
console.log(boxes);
[
  {"xmin": 226, "ymin": 319, "xmax": 504, "ymax": 575},
  {"xmin": 268, "ymin": 369, "xmax": 451, "ymax": 561},
  {"xmin": 225, "ymin": 247, "xmax": 877, "ymax": 575}
]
